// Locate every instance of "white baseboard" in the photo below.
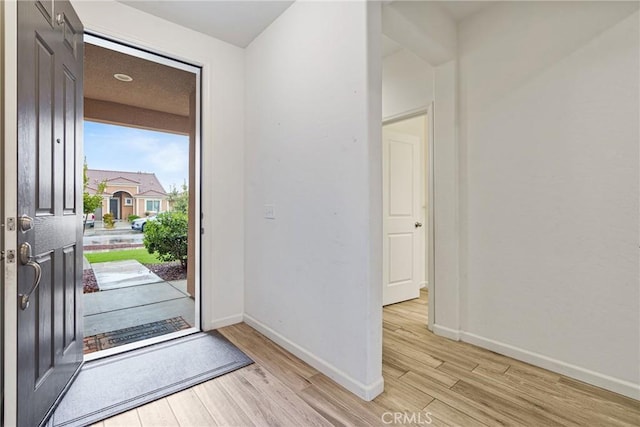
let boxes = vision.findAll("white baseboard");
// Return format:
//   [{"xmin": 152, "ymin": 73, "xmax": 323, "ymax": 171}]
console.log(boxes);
[
  {"xmin": 461, "ymin": 332, "xmax": 640, "ymax": 401},
  {"xmin": 243, "ymin": 314, "xmax": 384, "ymax": 401},
  {"xmin": 432, "ymin": 324, "xmax": 461, "ymax": 341},
  {"xmin": 207, "ymin": 313, "xmax": 244, "ymax": 330}
]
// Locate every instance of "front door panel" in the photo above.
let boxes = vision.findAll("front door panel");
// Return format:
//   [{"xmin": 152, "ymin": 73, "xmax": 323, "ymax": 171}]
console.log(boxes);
[{"xmin": 17, "ymin": 1, "xmax": 84, "ymax": 425}]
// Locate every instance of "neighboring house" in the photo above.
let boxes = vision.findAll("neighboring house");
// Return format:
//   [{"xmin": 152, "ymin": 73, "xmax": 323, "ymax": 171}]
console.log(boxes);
[{"xmin": 85, "ymin": 169, "xmax": 170, "ymax": 220}]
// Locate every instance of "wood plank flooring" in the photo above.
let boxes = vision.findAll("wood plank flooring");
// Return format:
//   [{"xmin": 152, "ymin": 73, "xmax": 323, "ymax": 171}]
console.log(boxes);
[{"xmin": 95, "ymin": 290, "xmax": 640, "ymax": 426}]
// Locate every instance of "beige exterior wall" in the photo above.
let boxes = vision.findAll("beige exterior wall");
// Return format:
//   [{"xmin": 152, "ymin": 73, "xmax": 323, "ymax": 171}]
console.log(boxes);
[
  {"xmin": 93, "ymin": 184, "xmax": 170, "ymax": 220},
  {"xmin": 104, "ymin": 184, "xmax": 137, "ymax": 195},
  {"xmin": 121, "ymin": 204, "xmax": 134, "ymax": 219},
  {"xmin": 139, "ymin": 197, "xmax": 166, "ymax": 216},
  {"xmin": 137, "ymin": 198, "xmax": 144, "ymax": 217}
]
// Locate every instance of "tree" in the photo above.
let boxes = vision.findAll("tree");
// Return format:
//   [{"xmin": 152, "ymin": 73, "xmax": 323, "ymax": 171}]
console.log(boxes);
[
  {"xmin": 143, "ymin": 211, "xmax": 188, "ymax": 269},
  {"xmin": 83, "ymin": 160, "xmax": 106, "ymax": 232},
  {"xmin": 167, "ymin": 181, "xmax": 189, "ymax": 214}
]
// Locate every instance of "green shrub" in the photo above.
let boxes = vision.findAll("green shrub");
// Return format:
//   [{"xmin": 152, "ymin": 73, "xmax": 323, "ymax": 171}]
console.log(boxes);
[
  {"xmin": 103, "ymin": 212, "xmax": 115, "ymax": 229},
  {"xmin": 128, "ymin": 214, "xmax": 140, "ymax": 222},
  {"xmin": 143, "ymin": 211, "xmax": 188, "ymax": 268}
]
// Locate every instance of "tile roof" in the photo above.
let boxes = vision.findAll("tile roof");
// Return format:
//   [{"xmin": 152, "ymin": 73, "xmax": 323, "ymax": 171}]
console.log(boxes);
[{"xmin": 86, "ymin": 169, "xmax": 167, "ymax": 196}]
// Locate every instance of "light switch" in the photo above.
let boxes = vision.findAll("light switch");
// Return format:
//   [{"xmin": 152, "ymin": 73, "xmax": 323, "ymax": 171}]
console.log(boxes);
[{"xmin": 264, "ymin": 204, "xmax": 275, "ymax": 219}]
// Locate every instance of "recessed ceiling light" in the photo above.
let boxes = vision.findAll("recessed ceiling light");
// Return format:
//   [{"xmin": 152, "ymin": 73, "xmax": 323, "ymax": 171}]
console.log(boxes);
[{"xmin": 113, "ymin": 73, "xmax": 133, "ymax": 82}]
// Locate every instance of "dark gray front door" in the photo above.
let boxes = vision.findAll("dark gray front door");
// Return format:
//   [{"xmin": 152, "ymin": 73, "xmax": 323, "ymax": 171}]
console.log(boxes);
[
  {"xmin": 109, "ymin": 198, "xmax": 119, "ymax": 219},
  {"xmin": 17, "ymin": 1, "xmax": 84, "ymax": 426}
]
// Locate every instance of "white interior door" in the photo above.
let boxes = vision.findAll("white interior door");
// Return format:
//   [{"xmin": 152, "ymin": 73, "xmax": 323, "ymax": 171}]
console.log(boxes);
[{"xmin": 383, "ymin": 129, "xmax": 421, "ymax": 306}]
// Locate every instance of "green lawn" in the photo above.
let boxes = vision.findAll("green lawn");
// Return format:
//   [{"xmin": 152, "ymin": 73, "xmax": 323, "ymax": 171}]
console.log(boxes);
[{"xmin": 84, "ymin": 248, "xmax": 162, "ymax": 264}]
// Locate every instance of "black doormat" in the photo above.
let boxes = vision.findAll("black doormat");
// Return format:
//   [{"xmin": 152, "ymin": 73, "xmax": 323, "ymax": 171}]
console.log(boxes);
[
  {"xmin": 83, "ymin": 317, "xmax": 191, "ymax": 354},
  {"xmin": 51, "ymin": 331, "xmax": 253, "ymax": 427}
]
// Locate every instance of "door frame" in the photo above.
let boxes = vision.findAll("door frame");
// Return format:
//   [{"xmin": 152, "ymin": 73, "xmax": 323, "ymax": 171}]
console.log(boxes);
[
  {"xmin": 382, "ymin": 104, "xmax": 435, "ymax": 331},
  {"xmin": 82, "ymin": 32, "xmax": 203, "ymax": 360},
  {"xmin": 2, "ymin": 4, "xmax": 209, "ymax": 422},
  {"xmin": 3, "ymin": 1, "xmax": 19, "ymax": 424},
  {"xmin": 1, "ymin": 3, "xmax": 5, "ymax": 423}
]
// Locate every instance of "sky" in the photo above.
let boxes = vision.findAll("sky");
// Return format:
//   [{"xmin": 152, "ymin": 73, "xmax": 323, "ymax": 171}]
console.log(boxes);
[{"xmin": 84, "ymin": 121, "xmax": 189, "ymax": 192}]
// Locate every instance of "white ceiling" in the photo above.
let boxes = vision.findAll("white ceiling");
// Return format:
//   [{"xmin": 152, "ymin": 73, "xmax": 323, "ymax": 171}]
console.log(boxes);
[
  {"xmin": 436, "ymin": 1, "xmax": 496, "ymax": 22},
  {"xmin": 382, "ymin": 35, "xmax": 403, "ymax": 58},
  {"xmin": 118, "ymin": 1, "xmax": 294, "ymax": 48},
  {"xmin": 117, "ymin": 1, "xmax": 494, "ymax": 50}
]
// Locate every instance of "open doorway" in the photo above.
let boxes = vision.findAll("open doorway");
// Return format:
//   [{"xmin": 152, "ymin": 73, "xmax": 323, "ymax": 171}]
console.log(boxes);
[
  {"xmin": 381, "ymin": 110, "xmax": 434, "ymax": 326},
  {"xmin": 81, "ymin": 35, "xmax": 201, "ymax": 358}
]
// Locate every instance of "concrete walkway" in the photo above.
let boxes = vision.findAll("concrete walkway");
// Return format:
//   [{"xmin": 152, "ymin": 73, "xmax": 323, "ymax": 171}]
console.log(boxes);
[{"xmin": 83, "ymin": 259, "xmax": 194, "ymax": 343}]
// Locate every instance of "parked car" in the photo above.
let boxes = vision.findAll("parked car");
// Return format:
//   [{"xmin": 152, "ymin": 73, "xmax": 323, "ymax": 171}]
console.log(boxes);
[
  {"xmin": 131, "ymin": 215, "xmax": 157, "ymax": 232},
  {"xmin": 83, "ymin": 213, "xmax": 95, "ymax": 228}
]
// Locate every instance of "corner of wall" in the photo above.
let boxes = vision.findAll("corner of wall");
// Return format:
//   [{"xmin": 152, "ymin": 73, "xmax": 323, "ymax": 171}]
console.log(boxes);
[
  {"xmin": 432, "ymin": 59, "xmax": 461, "ymax": 333},
  {"xmin": 432, "ymin": 324, "xmax": 461, "ymax": 341},
  {"xmin": 208, "ymin": 314, "xmax": 244, "ymax": 331},
  {"xmin": 366, "ymin": 0, "xmax": 384, "ymax": 395},
  {"xmin": 244, "ymin": 314, "xmax": 385, "ymax": 401}
]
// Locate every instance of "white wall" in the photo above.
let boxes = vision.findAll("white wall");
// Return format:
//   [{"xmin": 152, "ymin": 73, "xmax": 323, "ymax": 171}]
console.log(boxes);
[
  {"xmin": 458, "ymin": 1, "xmax": 640, "ymax": 398},
  {"xmin": 382, "ymin": 50, "xmax": 433, "ymax": 119},
  {"xmin": 244, "ymin": 1, "xmax": 384, "ymax": 400},
  {"xmin": 72, "ymin": 0, "xmax": 246, "ymax": 330}
]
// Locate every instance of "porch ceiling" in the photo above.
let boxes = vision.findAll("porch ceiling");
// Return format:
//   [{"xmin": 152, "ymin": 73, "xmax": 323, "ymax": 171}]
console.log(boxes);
[{"xmin": 84, "ymin": 43, "xmax": 196, "ymax": 131}]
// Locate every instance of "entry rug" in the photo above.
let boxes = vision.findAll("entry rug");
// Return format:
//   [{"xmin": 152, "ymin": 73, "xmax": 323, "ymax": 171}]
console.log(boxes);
[
  {"xmin": 83, "ymin": 317, "xmax": 191, "ymax": 354},
  {"xmin": 51, "ymin": 331, "xmax": 253, "ymax": 427}
]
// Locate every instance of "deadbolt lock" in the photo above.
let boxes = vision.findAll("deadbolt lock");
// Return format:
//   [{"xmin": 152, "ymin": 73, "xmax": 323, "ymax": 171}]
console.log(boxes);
[{"xmin": 19, "ymin": 215, "xmax": 34, "ymax": 233}]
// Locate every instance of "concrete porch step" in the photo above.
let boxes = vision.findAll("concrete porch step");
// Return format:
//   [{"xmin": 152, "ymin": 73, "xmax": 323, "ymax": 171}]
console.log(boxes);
[{"xmin": 84, "ymin": 281, "xmax": 188, "ymax": 316}]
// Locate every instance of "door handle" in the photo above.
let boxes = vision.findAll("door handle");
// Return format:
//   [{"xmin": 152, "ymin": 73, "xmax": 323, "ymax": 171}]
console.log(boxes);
[
  {"xmin": 18, "ymin": 242, "xmax": 42, "ymax": 310},
  {"xmin": 415, "ymin": 222, "xmax": 423, "ymax": 228}
]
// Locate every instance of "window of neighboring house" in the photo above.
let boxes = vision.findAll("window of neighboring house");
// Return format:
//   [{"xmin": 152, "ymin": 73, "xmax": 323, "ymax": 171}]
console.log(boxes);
[
  {"xmin": 146, "ymin": 199, "xmax": 161, "ymax": 213},
  {"xmin": 124, "ymin": 197, "xmax": 133, "ymax": 206}
]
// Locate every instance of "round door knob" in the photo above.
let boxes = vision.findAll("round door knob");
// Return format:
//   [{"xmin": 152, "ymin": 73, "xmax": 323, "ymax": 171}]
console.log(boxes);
[
  {"xmin": 19, "ymin": 215, "xmax": 34, "ymax": 233},
  {"xmin": 415, "ymin": 222, "xmax": 423, "ymax": 228}
]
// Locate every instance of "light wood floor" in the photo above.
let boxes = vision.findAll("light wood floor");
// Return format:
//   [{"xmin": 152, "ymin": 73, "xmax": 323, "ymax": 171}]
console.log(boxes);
[{"xmin": 95, "ymin": 290, "xmax": 640, "ymax": 426}]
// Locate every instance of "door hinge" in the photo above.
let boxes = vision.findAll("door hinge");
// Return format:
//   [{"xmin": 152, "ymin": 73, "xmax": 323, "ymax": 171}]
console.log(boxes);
[{"xmin": 1, "ymin": 249, "xmax": 16, "ymax": 263}]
